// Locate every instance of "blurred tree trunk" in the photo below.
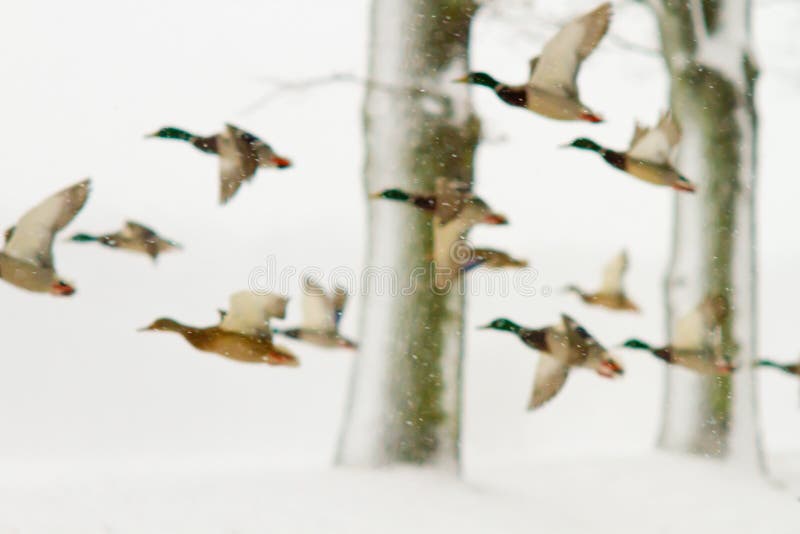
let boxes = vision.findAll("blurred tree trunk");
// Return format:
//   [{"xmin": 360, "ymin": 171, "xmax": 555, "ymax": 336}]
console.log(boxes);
[
  {"xmin": 336, "ymin": 0, "xmax": 480, "ymax": 470},
  {"xmin": 651, "ymin": 0, "xmax": 764, "ymax": 469}
]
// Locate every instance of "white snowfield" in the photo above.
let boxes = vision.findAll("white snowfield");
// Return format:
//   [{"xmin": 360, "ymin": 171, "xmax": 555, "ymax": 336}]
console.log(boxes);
[{"xmin": 0, "ymin": 0, "xmax": 798, "ymax": 532}]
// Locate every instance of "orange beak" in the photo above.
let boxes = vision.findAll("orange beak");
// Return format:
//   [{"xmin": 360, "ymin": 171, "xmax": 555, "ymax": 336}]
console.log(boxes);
[
  {"xmin": 270, "ymin": 155, "xmax": 292, "ymax": 168},
  {"xmin": 483, "ymin": 213, "xmax": 508, "ymax": 225},
  {"xmin": 51, "ymin": 281, "xmax": 75, "ymax": 296}
]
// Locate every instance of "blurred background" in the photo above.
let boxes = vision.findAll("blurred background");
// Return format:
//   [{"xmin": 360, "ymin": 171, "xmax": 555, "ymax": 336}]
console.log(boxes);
[{"xmin": 0, "ymin": 0, "xmax": 798, "ymax": 531}]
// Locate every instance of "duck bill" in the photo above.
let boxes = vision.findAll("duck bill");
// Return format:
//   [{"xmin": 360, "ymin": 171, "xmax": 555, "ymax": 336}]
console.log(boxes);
[
  {"xmin": 368, "ymin": 191, "xmax": 384, "ymax": 200},
  {"xmin": 453, "ymin": 75, "xmax": 469, "ymax": 83}
]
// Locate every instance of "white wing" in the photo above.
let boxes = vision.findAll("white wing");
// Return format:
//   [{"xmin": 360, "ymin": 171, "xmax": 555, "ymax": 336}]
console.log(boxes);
[
  {"xmin": 301, "ymin": 277, "xmax": 337, "ymax": 333},
  {"xmin": 219, "ymin": 290, "xmax": 288, "ymax": 337},
  {"xmin": 528, "ymin": 2, "xmax": 611, "ymax": 98},
  {"xmin": 627, "ymin": 112, "xmax": 681, "ymax": 164},
  {"xmin": 529, "ymin": 355, "xmax": 570, "ymax": 409},
  {"xmin": 4, "ymin": 179, "xmax": 90, "ymax": 268},
  {"xmin": 598, "ymin": 250, "xmax": 627, "ymax": 295},
  {"xmin": 672, "ymin": 306, "xmax": 705, "ymax": 352}
]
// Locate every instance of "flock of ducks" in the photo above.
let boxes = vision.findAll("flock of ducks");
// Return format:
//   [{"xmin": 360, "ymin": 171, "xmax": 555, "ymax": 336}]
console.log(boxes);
[{"xmin": 2, "ymin": 2, "xmax": 795, "ymax": 409}]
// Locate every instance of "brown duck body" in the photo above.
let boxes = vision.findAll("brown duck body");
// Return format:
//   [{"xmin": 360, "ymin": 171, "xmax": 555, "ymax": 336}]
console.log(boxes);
[
  {"xmin": 190, "ymin": 136, "xmax": 219, "ymax": 154},
  {"xmin": 573, "ymin": 290, "xmax": 639, "ymax": 312},
  {"xmin": 149, "ymin": 320, "xmax": 298, "ymax": 366},
  {"xmin": 649, "ymin": 346, "xmax": 733, "ymax": 375},
  {"xmin": 487, "ymin": 84, "xmax": 599, "ymax": 121},
  {"xmin": 280, "ymin": 328, "xmax": 357, "ymax": 349},
  {"xmin": 0, "ymin": 254, "xmax": 60, "ymax": 294},
  {"xmin": 623, "ymin": 157, "xmax": 692, "ymax": 190}
]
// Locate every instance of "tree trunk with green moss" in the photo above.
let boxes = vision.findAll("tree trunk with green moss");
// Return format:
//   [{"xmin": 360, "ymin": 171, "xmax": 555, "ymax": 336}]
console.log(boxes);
[
  {"xmin": 336, "ymin": 0, "xmax": 479, "ymax": 469},
  {"xmin": 651, "ymin": 0, "xmax": 763, "ymax": 469}
]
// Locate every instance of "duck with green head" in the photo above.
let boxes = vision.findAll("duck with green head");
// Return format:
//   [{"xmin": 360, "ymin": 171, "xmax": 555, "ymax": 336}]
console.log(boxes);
[
  {"xmin": 480, "ymin": 314, "xmax": 623, "ymax": 409},
  {"xmin": 621, "ymin": 299, "xmax": 734, "ymax": 374},
  {"xmin": 455, "ymin": 3, "xmax": 610, "ymax": 122},
  {"xmin": 564, "ymin": 112, "xmax": 695, "ymax": 192},
  {"xmin": 147, "ymin": 123, "xmax": 291, "ymax": 204},
  {"xmin": 70, "ymin": 220, "xmax": 180, "ymax": 261},
  {"xmin": 371, "ymin": 178, "xmax": 507, "ymax": 225}
]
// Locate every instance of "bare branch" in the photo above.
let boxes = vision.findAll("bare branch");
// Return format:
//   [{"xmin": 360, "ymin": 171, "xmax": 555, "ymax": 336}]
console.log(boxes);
[{"xmin": 240, "ymin": 72, "xmax": 453, "ymax": 116}]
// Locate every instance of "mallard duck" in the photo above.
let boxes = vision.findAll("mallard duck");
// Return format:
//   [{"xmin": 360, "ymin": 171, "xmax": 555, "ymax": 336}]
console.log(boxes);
[
  {"xmin": 756, "ymin": 359, "xmax": 800, "ymax": 377},
  {"xmin": 566, "ymin": 250, "xmax": 639, "ymax": 311},
  {"xmin": 370, "ymin": 180, "xmax": 508, "ymax": 225},
  {"xmin": 622, "ymin": 299, "xmax": 733, "ymax": 374},
  {"xmin": 455, "ymin": 3, "xmax": 610, "ymax": 122},
  {"xmin": 564, "ymin": 112, "xmax": 695, "ymax": 192},
  {"xmin": 70, "ymin": 221, "xmax": 180, "ymax": 261},
  {"xmin": 147, "ymin": 123, "xmax": 291, "ymax": 204},
  {"xmin": 0, "ymin": 179, "xmax": 90, "ymax": 296},
  {"xmin": 141, "ymin": 291, "xmax": 298, "ymax": 366},
  {"xmin": 480, "ymin": 314, "xmax": 623, "ymax": 409},
  {"xmin": 274, "ymin": 277, "xmax": 357, "ymax": 349}
]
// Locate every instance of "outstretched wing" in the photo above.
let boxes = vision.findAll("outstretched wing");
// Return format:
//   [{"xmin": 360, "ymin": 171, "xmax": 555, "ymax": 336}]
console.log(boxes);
[
  {"xmin": 219, "ymin": 290, "xmax": 288, "ymax": 339},
  {"xmin": 218, "ymin": 124, "xmax": 258, "ymax": 204},
  {"xmin": 627, "ymin": 112, "xmax": 681, "ymax": 164},
  {"xmin": 599, "ymin": 250, "xmax": 628, "ymax": 296},
  {"xmin": 4, "ymin": 179, "xmax": 90, "ymax": 268},
  {"xmin": 528, "ymin": 2, "xmax": 611, "ymax": 98},
  {"xmin": 301, "ymin": 277, "xmax": 338, "ymax": 333},
  {"xmin": 529, "ymin": 355, "xmax": 570, "ymax": 409},
  {"xmin": 561, "ymin": 314, "xmax": 603, "ymax": 364},
  {"xmin": 672, "ymin": 306, "xmax": 705, "ymax": 352},
  {"xmin": 434, "ymin": 177, "xmax": 471, "ymax": 226}
]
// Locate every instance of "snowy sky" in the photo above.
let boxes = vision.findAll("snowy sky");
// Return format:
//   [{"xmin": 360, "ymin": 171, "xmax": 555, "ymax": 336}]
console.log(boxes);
[{"xmin": 0, "ymin": 0, "xmax": 798, "ymax": 476}]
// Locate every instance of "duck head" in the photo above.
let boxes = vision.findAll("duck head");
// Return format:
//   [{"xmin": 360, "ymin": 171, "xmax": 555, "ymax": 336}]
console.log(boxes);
[
  {"xmin": 454, "ymin": 72, "xmax": 501, "ymax": 89},
  {"xmin": 139, "ymin": 318, "xmax": 182, "ymax": 332},
  {"xmin": 622, "ymin": 338, "xmax": 653, "ymax": 351},
  {"xmin": 69, "ymin": 233, "xmax": 98, "ymax": 243},
  {"xmin": 370, "ymin": 189, "xmax": 410, "ymax": 202},
  {"xmin": 563, "ymin": 138, "xmax": 604, "ymax": 153},
  {"xmin": 479, "ymin": 318, "xmax": 522, "ymax": 334},
  {"xmin": 146, "ymin": 127, "xmax": 194, "ymax": 141}
]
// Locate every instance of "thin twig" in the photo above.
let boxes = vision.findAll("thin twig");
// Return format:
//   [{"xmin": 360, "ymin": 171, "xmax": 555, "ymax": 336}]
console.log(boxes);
[{"xmin": 240, "ymin": 72, "xmax": 452, "ymax": 116}]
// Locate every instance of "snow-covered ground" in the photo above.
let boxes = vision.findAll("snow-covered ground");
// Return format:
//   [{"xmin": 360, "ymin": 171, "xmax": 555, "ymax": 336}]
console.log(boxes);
[{"xmin": 0, "ymin": 0, "xmax": 798, "ymax": 531}]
